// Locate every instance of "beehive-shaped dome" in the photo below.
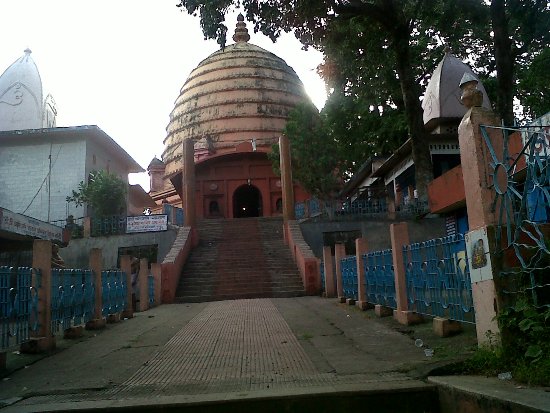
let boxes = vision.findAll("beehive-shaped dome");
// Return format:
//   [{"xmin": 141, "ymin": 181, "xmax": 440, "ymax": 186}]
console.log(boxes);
[{"xmin": 162, "ymin": 15, "xmax": 310, "ymax": 177}]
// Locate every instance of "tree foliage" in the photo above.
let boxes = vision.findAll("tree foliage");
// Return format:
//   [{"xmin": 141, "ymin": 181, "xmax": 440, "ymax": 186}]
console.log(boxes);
[
  {"xmin": 269, "ymin": 103, "xmax": 340, "ymax": 200},
  {"xmin": 66, "ymin": 170, "xmax": 127, "ymax": 217},
  {"xmin": 176, "ymin": 0, "xmax": 550, "ymax": 196}
]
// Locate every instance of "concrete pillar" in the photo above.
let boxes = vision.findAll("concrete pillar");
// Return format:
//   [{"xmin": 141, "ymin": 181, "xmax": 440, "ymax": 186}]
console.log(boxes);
[
  {"xmin": 83, "ymin": 217, "xmax": 91, "ymax": 238},
  {"xmin": 86, "ymin": 248, "xmax": 106, "ymax": 330},
  {"xmin": 334, "ymin": 243, "xmax": 346, "ymax": 303},
  {"xmin": 183, "ymin": 138, "xmax": 196, "ymax": 228},
  {"xmin": 279, "ymin": 135, "xmax": 295, "ymax": 221},
  {"xmin": 355, "ymin": 238, "xmax": 371, "ymax": 310},
  {"xmin": 322, "ymin": 246, "xmax": 336, "ymax": 298},
  {"xmin": 21, "ymin": 240, "xmax": 55, "ymax": 353},
  {"xmin": 152, "ymin": 263, "xmax": 162, "ymax": 306},
  {"xmin": 390, "ymin": 223, "xmax": 423, "ymax": 325},
  {"xmin": 138, "ymin": 258, "xmax": 149, "ymax": 312},
  {"xmin": 458, "ymin": 107, "xmax": 503, "ymax": 345},
  {"xmin": 120, "ymin": 255, "xmax": 133, "ymax": 319}
]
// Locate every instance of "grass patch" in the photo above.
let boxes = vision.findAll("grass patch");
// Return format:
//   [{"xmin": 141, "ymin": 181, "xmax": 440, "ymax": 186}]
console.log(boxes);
[{"xmin": 460, "ymin": 345, "xmax": 550, "ymax": 386}]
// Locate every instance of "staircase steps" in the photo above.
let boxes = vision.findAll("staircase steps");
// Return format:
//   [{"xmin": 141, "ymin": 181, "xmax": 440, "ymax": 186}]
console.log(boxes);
[{"xmin": 175, "ymin": 217, "xmax": 305, "ymax": 302}]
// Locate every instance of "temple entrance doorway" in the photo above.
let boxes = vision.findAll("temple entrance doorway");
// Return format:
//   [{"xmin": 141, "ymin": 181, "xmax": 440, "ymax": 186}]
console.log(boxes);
[{"xmin": 233, "ymin": 184, "xmax": 262, "ymax": 218}]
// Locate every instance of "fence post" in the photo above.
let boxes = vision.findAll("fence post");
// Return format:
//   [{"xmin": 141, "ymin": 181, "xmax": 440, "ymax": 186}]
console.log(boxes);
[
  {"xmin": 355, "ymin": 238, "xmax": 372, "ymax": 310},
  {"xmin": 152, "ymin": 263, "xmax": 162, "ymax": 306},
  {"xmin": 458, "ymin": 106, "xmax": 503, "ymax": 345},
  {"xmin": 334, "ymin": 243, "xmax": 346, "ymax": 303},
  {"xmin": 390, "ymin": 223, "xmax": 423, "ymax": 325},
  {"xmin": 138, "ymin": 258, "xmax": 149, "ymax": 312},
  {"xmin": 322, "ymin": 246, "xmax": 336, "ymax": 298},
  {"xmin": 21, "ymin": 240, "xmax": 55, "ymax": 353},
  {"xmin": 86, "ymin": 248, "xmax": 106, "ymax": 330},
  {"xmin": 120, "ymin": 255, "xmax": 133, "ymax": 319}
]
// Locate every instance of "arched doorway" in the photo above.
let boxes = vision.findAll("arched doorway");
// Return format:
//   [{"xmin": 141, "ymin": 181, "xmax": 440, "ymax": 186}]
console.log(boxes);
[{"xmin": 233, "ymin": 184, "xmax": 262, "ymax": 218}]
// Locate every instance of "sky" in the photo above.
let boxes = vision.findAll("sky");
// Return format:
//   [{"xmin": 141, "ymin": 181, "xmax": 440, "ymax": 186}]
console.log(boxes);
[{"xmin": 0, "ymin": 0, "xmax": 327, "ymax": 191}]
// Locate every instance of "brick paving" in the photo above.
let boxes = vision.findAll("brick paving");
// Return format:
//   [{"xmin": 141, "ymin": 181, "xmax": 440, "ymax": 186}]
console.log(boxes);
[
  {"xmin": 115, "ymin": 299, "xmax": 325, "ymax": 395},
  {"xmin": 3, "ymin": 297, "xmax": 428, "ymax": 411}
]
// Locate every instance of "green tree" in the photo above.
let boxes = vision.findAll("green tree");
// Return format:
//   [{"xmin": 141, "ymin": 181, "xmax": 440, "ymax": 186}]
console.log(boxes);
[
  {"xmin": 66, "ymin": 170, "xmax": 127, "ymax": 217},
  {"xmin": 176, "ymin": 0, "xmax": 488, "ymax": 202},
  {"xmin": 488, "ymin": 0, "xmax": 550, "ymax": 125},
  {"xmin": 516, "ymin": 48, "xmax": 550, "ymax": 121},
  {"xmin": 269, "ymin": 103, "xmax": 340, "ymax": 200}
]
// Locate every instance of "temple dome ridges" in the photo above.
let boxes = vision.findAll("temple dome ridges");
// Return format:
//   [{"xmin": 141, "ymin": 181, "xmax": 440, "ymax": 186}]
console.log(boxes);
[
  {"xmin": 422, "ymin": 50, "xmax": 491, "ymax": 128},
  {"xmin": 162, "ymin": 17, "xmax": 310, "ymax": 175}
]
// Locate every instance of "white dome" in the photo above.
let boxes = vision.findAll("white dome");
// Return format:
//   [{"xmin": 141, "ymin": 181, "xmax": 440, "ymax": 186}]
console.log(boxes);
[{"xmin": 0, "ymin": 49, "xmax": 56, "ymax": 131}]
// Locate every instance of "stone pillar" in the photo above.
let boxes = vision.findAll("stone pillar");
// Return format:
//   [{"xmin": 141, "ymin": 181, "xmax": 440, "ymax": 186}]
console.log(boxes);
[
  {"xmin": 390, "ymin": 223, "xmax": 423, "ymax": 325},
  {"xmin": 152, "ymin": 263, "xmax": 162, "ymax": 306},
  {"xmin": 138, "ymin": 258, "xmax": 149, "ymax": 312},
  {"xmin": 83, "ymin": 217, "xmax": 92, "ymax": 238},
  {"xmin": 322, "ymin": 246, "xmax": 336, "ymax": 298},
  {"xmin": 183, "ymin": 138, "xmax": 196, "ymax": 228},
  {"xmin": 279, "ymin": 135, "xmax": 295, "ymax": 221},
  {"xmin": 120, "ymin": 255, "xmax": 133, "ymax": 319},
  {"xmin": 355, "ymin": 238, "xmax": 371, "ymax": 310},
  {"xmin": 458, "ymin": 107, "xmax": 503, "ymax": 345},
  {"xmin": 86, "ymin": 248, "xmax": 106, "ymax": 330},
  {"xmin": 21, "ymin": 240, "xmax": 55, "ymax": 353},
  {"xmin": 334, "ymin": 243, "xmax": 346, "ymax": 303}
]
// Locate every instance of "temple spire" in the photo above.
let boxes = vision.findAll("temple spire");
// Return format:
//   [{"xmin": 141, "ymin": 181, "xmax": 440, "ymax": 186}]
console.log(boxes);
[{"xmin": 233, "ymin": 13, "xmax": 250, "ymax": 43}]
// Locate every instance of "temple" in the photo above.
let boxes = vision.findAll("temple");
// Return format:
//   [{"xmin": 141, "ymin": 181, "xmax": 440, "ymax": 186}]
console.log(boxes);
[{"xmin": 149, "ymin": 15, "xmax": 311, "ymax": 218}]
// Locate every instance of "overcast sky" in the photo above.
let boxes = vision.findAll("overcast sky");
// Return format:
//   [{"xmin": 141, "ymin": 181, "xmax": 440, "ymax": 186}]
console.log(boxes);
[{"xmin": 0, "ymin": 0, "xmax": 326, "ymax": 191}]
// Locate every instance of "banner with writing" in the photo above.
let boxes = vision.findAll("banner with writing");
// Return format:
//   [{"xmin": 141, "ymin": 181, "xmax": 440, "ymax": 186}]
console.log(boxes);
[
  {"xmin": 0, "ymin": 208, "xmax": 63, "ymax": 241},
  {"xmin": 126, "ymin": 215, "xmax": 168, "ymax": 233}
]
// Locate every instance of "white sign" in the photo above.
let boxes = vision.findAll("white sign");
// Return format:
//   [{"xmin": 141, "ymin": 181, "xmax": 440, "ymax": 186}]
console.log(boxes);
[
  {"xmin": 126, "ymin": 215, "xmax": 168, "ymax": 233},
  {"xmin": 0, "ymin": 208, "xmax": 63, "ymax": 241},
  {"xmin": 465, "ymin": 227, "xmax": 493, "ymax": 283}
]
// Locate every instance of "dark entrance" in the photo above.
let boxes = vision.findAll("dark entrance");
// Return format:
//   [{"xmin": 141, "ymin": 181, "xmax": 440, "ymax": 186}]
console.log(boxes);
[{"xmin": 233, "ymin": 184, "xmax": 262, "ymax": 218}]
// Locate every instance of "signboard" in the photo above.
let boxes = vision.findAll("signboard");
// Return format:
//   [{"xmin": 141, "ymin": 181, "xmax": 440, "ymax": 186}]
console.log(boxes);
[
  {"xmin": 0, "ymin": 208, "xmax": 63, "ymax": 241},
  {"xmin": 126, "ymin": 215, "xmax": 168, "ymax": 234}
]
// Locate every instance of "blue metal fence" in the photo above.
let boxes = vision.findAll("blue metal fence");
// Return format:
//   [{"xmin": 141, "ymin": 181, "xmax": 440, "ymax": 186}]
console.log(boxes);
[
  {"xmin": 51, "ymin": 269, "xmax": 95, "ymax": 333},
  {"xmin": 101, "ymin": 270, "xmax": 127, "ymax": 316},
  {"xmin": 92, "ymin": 216, "xmax": 126, "ymax": 237},
  {"xmin": 0, "ymin": 267, "xmax": 40, "ymax": 351},
  {"xmin": 295, "ymin": 202, "xmax": 306, "ymax": 220},
  {"xmin": 403, "ymin": 235, "xmax": 475, "ymax": 323},
  {"xmin": 341, "ymin": 256, "xmax": 358, "ymax": 300},
  {"xmin": 363, "ymin": 249, "xmax": 397, "ymax": 309}
]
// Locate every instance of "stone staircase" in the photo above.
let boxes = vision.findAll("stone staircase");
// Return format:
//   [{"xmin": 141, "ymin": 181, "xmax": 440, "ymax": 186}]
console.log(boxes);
[{"xmin": 175, "ymin": 217, "xmax": 305, "ymax": 302}]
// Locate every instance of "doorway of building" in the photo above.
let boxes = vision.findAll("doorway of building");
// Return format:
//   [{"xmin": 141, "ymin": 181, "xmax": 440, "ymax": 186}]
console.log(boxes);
[{"xmin": 233, "ymin": 184, "xmax": 262, "ymax": 218}]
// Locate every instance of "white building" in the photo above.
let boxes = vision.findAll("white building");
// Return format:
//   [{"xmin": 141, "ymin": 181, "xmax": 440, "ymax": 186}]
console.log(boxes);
[{"xmin": 0, "ymin": 50, "xmax": 144, "ymax": 224}]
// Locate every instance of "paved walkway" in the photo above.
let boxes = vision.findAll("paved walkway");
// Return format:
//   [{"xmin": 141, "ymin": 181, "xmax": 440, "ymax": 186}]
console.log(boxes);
[{"xmin": 1, "ymin": 297, "xmax": 548, "ymax": 412}]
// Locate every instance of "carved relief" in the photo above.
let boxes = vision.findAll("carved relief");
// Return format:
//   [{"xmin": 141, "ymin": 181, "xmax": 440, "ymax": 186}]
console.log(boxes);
[{"xmin": 0, "ymin": 82, "xmax": 24, "ymax": 106}]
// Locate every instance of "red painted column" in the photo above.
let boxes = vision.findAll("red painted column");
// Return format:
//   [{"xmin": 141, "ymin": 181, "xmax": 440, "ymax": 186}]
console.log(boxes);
[
  {"xmin": 138, "ymin": 258, "xmax": 149, "ymax": 312},
  {"xmin": 322, "ymin": 246, "xmax": 336, "ymax": 298},
  {"xmin": 279, "ymin": 135, "xmax": 295, "ymax": 221},
  {"xmin": 152, "ymin": 263, "xmax": 162, "ymax": 306},
  {"xmin": 183, "ymin": 138, "xmax": 199, "ymax": 246},
  {"xmin": 355, "ymin": 238, "xmax": 371, "ymax": 310},
  {"xmin": 334, "ymin": 243, "xmax": 346, "ymax": 303},
  {"xmin": 120, "ymin": 255, "xmax": 133, "ymax": 319},
  {"xmin": 21, "ymin": 240, "xmax": 55, "ymax": 353},
  {"xmin": 458, "ymin": 106, "xmax": 503, "ymax": 345},
  {"xmin": 86, "ymin": 248, "xmax": 106, "ymax": 330},
  {"xmin": 390, "ymin": 223, "xmax": 423, "ymax": 325}
]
